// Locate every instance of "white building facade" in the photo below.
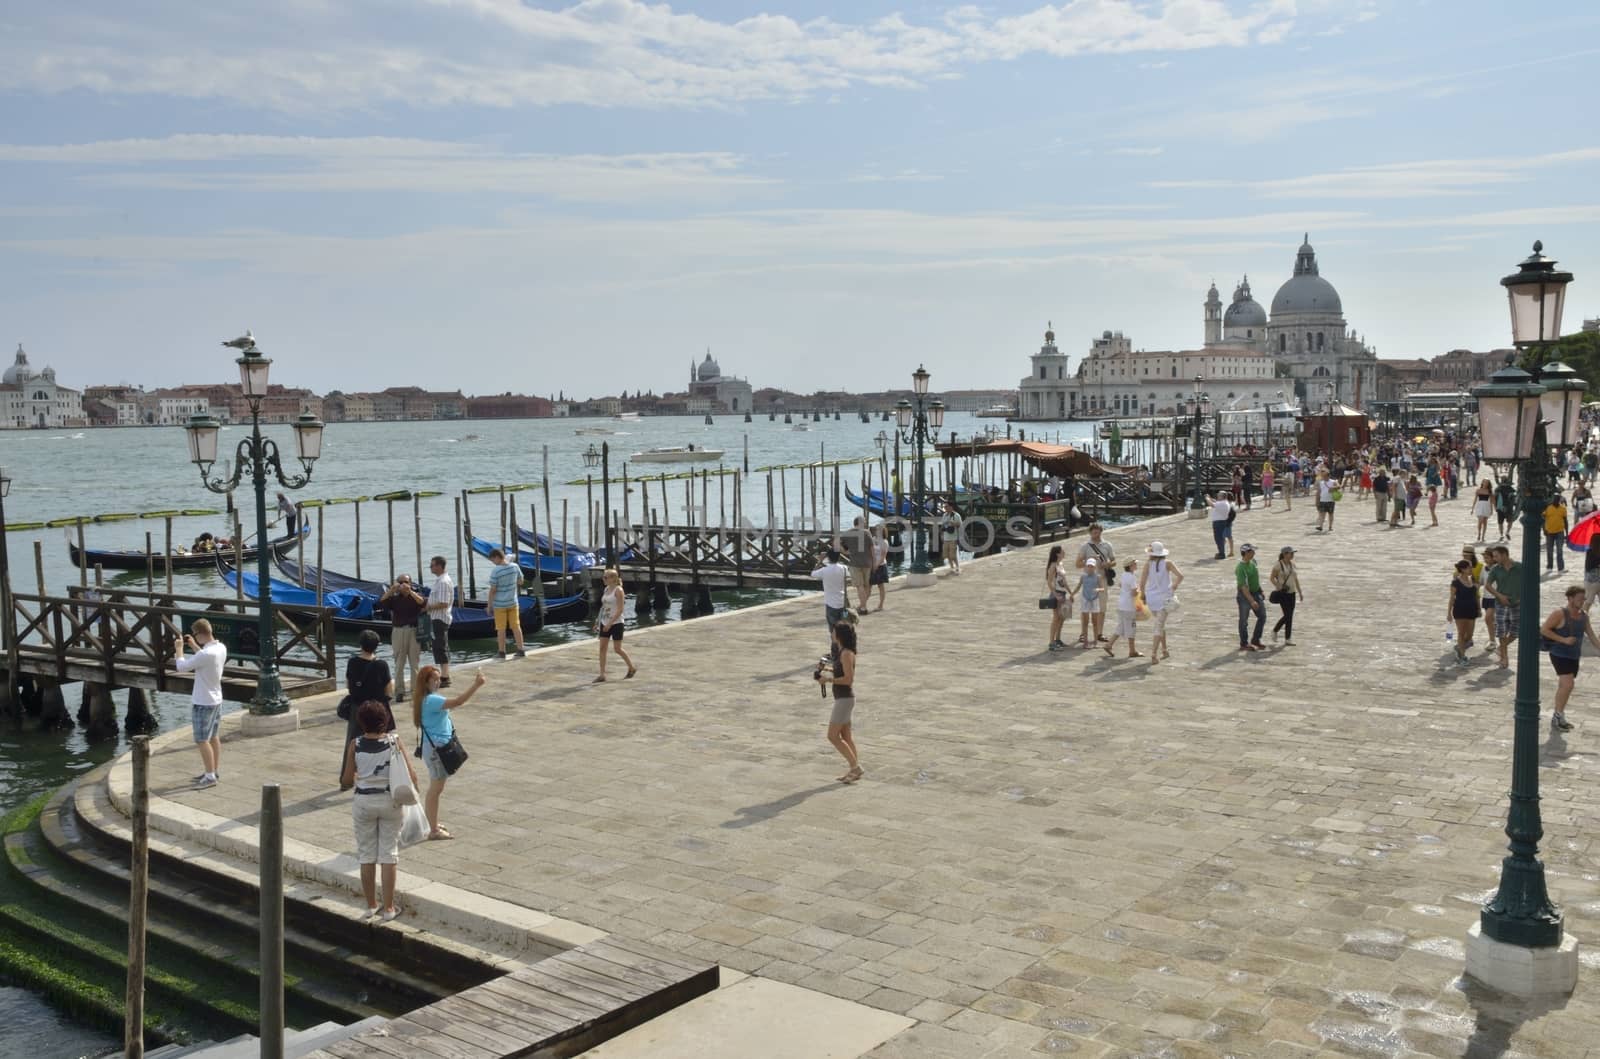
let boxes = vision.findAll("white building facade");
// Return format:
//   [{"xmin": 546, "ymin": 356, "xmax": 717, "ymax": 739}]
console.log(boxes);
[
  {"xmin": 0, "ymin": 344, "xmax": 85, "ymax": 429},
  {"xmin": 1016, "ymin": 234, "xmax": 1378, "ymax": 420},
  {"xmin": 688, "ymin": 351, "xmax": 754, "ymax": 413}
]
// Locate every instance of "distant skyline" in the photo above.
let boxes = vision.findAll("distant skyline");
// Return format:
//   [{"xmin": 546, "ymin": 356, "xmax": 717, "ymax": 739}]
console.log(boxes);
[{"xmin": 2, "ymin": 1, "xmax": 1597, "ymax": 398}]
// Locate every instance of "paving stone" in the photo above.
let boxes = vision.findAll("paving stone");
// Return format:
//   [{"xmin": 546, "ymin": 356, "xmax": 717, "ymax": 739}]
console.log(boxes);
[{"xmin": 130, "ymin": 502, "xmax": 1600, "ymax": 1056}]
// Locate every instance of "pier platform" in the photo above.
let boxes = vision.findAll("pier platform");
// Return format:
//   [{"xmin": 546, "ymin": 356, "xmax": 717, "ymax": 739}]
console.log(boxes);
[{"xmin": 109, "ymin": 491, "xmax": 1600, "ymax": 1057}]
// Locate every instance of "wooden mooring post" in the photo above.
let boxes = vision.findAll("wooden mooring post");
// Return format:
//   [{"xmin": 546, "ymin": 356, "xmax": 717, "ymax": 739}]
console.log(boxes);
[
  {"xmin": 124, "ymin": 734, "xmax": 150, "ymax": 1059},
  {"xmin": 260, "ymin": 783, "xmax": 286, "ymax": 1059}
]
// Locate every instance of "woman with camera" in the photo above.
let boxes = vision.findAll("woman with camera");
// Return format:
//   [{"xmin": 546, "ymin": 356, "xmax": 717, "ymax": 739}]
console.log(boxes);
[{"xmin": 815, "ymin": 622, "xmax": 861, "ymax": 783}]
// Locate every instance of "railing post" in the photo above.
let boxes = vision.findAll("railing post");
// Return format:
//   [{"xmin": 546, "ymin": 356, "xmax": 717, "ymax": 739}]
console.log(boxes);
[
  {"xmin": 125, "ymin": 735, "xmax": 150, "ymax": 1058},
  {"xmin": 259, "ymin": 783, "xmax": 285, "ymax": 1059}
]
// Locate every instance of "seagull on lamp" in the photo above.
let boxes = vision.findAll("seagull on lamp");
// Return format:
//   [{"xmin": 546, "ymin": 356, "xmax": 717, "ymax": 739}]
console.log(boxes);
[{"xmin": 221, "ymin": 330, "xmax": 256, "ymax": 351}]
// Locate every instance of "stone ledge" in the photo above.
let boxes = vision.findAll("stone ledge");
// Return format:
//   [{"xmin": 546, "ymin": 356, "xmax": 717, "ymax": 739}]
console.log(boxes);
[{"xmin": 104, "ymin": 715, "xmax": 606, "ymax": 957}]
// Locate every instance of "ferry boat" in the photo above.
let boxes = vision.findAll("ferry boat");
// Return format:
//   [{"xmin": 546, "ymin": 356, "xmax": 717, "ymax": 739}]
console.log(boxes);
[
  {"xmin": 612, "ymin": 411, "xmax": 642, "ymax": 423},
  {"xmin": 976, "ymin": 403, "xmax": 1015, "ymax": 418},
  {"xmin": 629, "ymin": 445, "xmax": 725, "ymax": 464}
]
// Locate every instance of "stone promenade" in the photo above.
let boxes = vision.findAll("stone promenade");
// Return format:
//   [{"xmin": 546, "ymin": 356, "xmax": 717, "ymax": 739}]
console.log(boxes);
[{"xmin": 142, "ymin": 491, "xmax": 1600, "ymax": 1057}]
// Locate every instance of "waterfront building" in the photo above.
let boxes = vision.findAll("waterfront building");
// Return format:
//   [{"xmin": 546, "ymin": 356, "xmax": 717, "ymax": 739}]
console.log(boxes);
[
  {"xmin": 0, "ymin": 344, "xmax": 85, "ymax": 429},
  {"xmin": 84, "ymin": 384, "xmax": 145, "ymax": 426},
  {"xmin": 1017, "ymin": 318, "xmax": 1281, "ymax": 421},
  {"xmin": 464, "ymin": 393, "xmax": 553, "ymax": 419},
  {"xmin": 138, "ymin": 388, "xmax": 211, "ymax": 425},
  {"xmin": 688, "ymin": 351, "xmax": 754, "ymax": 413}
]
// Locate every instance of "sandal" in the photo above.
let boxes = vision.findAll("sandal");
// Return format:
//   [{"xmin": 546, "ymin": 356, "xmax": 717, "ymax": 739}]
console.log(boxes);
[
  {"xmin": 1129, "ymin": 651, "xmax": 1144, "ymax": 658},
  {"xmin": 624, "ymin": 668, "xmax": 636, "ymax": 679},
  {"xmin": 1102, "ymin": 644, "xmax": 1115, "ymax": 657},
  {"xmin": 428, "ymin": 828, "xmax": 454, "ymax": 841},
  {"xmin": 592, "ymin": 675, "xmax": 606, "ymax": 683}
]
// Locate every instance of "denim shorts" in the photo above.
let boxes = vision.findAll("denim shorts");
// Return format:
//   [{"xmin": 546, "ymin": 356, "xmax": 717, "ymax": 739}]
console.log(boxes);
[
  {"xmin": 421, "ymin": 738, "xmax": 449, "ymax": 782},
  {"xmin": 192, "ymin": 702, "xmax": 221, "ymax": 743}
]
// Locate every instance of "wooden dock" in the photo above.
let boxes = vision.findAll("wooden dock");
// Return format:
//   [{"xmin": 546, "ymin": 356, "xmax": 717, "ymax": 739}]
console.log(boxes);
[{"xmin": 305, "ymin": 937, "xmax": 717, "ymax": 1059}]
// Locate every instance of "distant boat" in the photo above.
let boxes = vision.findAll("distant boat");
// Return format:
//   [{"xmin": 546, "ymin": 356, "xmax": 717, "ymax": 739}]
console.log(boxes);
[
  {"xmin": 612, "ymin": 412, "xmax": 642, "ymax": 423},
  {"xmin": 790, "ymin": 423, "xmax": 811, "ymax": 432},
  {"xmin": 574, "ymin": 426, "xmax": 615, "ymax": 436},
  {"xmin": 629, "ymin": 446, "xmax": 724, "ymax": 464},
  {"xmin": 976, "ymin": 404, "xmax": 1014, "ymax": 418}
]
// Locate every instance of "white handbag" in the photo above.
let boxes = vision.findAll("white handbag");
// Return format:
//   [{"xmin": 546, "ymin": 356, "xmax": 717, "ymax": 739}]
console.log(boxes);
[{"xmin": 388, "ymin": 742, "xmax": 419, "ymax": 808}]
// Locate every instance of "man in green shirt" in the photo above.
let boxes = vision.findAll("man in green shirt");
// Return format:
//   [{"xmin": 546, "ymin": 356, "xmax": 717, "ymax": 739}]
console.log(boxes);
[
  {"xmin": 1236, "ymin": 543, "xmax": 1265, "ymax": 651},
  {"xmin": 1485, "ymin": 544, "xmax": 1522, "ymax": 669}
]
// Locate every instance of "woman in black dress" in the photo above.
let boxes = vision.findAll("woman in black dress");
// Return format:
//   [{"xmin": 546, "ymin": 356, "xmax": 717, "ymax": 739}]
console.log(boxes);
[
  {"xmin": 1447, "ymin": 559, "xmax": 1482, "ymax": 666},
  {"xmin": 338, "ymin": 629, "xmax": 395, "ymax": 789}
]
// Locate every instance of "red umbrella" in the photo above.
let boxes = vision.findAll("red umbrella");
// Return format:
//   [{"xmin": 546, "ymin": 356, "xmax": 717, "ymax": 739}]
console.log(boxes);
[{"xmin": 1566, "ymin": 508, "xmax": 1600, "ymax": 552}]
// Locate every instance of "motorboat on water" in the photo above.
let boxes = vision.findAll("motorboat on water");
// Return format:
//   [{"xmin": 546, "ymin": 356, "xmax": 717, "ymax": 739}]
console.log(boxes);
[
  {"xmin": 612, "ymin": 412, "xmax": 642, "ymax": 423},
  {"xmin": 574, "ymin": 426, "xmax": 616, "ymax": 436},
  {"xmin": 629, "ymin": 445, "xmax": 724, "ymax": 463},
  {"xmin": 976, "ymin": 404, "xmax": 1015, "ymax": 418}
]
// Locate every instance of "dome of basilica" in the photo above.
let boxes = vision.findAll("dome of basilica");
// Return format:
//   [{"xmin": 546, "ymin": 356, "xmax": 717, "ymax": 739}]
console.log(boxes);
[
  {"xmin": 1270, "ymin": 235, "xmax": 1343, "ymax": 317},
  {"xmin": 1223, "ymin": 277, "xmax": 1267, "ymax": 328}
]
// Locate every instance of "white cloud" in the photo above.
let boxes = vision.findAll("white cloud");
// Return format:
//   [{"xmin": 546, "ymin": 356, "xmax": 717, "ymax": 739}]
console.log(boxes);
[
  {"xmin": 0, "ymin": 135, "xmax": 768, "ymax": 202},
  {"xmin": 0, "ymin": 0, "xmax": 1352, "ymax": 112},
  {"xmin": 1149, "ymin": 148, "xmax": 1600, "ymax": 199},
  {"xmin": 1109, "ymin": 146, "xmax": 1164, "ymax": 156}
]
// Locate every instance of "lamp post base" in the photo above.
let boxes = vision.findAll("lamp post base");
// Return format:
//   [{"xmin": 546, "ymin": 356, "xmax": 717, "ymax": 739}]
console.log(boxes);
[
  {"xmin": 240, "ymin": 708, "xmax": 301, "ymax": 738},
  {"xmin": 1186, "ymin": 506, "xmax": 1207, "ymax": 520},
  {"xmin": 904, "ymin": 570, "xmax": 937, "ymax": 588},
  {"xmin": 1464, "ymin": 923, "xmax": 1578, "ymax": 996}
]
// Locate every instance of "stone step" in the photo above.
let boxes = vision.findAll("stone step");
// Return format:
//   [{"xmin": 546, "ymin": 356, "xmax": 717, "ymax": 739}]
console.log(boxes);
[
  {"xmin": 72, "ymin": 761, "xmax": 526, "ymax": 986},
  {"xmin": 50, "ymin": 787, "xmax": 441, "ymax": 1016},
  {"xmin": 16, "ymin": 784, "xmax": 393, "ymax": 1027}
]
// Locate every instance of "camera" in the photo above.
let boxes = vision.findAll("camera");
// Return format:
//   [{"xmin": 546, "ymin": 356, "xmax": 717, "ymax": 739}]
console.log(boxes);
[{"xmin": 812, "ymin": 655, "xmax": 832, "ymax": 696}]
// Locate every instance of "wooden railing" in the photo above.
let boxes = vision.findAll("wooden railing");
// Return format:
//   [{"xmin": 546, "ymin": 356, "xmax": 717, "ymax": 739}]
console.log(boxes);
[{"xmin": 5, "ymin": 585, "xmax": 336, "ymax": 695}]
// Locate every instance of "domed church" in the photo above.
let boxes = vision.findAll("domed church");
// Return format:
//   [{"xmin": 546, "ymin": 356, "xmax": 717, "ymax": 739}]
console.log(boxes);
[
  {"xmin": 1265, "ymin": 235, "xmax": 1376, "ymax": 408},
  {"xmin": 1, "ymin": 343, "xmax": 85, "ymax": 429}
]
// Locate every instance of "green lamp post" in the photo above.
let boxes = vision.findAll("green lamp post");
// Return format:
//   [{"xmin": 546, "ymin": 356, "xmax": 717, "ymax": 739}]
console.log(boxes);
[
  {"xmin": 183, "ymin": 337, "xmax": 324, "ymax": 717},
  {"xmin": 894, "ymin": 366, "xmax": 944, "ymax": 584},
  {"xmin": 1466, "ymin": 241, "xmax": 1580, "ymax": 995}
]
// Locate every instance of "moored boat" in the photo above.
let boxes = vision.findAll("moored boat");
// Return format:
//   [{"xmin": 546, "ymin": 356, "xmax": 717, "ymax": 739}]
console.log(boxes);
[
  {"xmin": 68, "ymin": 525, "xmax": 308, "ymax": 572},
  {"xmin": 276, "ymin": 555, "xmax": 590, "ymax": 626},
  {"xmin": 629, "ymin": 445, "xmax": 724, "ymax": 463}
]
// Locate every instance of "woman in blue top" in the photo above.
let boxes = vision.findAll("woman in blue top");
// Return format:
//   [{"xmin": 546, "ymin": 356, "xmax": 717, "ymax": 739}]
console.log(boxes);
[
  {"xmin": 411, "ymin": 664, "xmax": 486, "ymax": 840},
  {"xmin": 1541, "ymin": 586, "xmax": 1600, "ymax": 732}
]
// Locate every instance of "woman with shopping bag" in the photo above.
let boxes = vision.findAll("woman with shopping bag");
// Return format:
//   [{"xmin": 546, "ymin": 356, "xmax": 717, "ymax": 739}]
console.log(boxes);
[{"xmin": 340, "ymin": 699, "xmax": 422, "ymax": 922}]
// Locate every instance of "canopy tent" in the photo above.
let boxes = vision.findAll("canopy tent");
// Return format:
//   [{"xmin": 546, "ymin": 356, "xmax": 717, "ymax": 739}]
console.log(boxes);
[{"xmin": 933, "ymin": 438, "xmax": 1129, "ymax": 478}]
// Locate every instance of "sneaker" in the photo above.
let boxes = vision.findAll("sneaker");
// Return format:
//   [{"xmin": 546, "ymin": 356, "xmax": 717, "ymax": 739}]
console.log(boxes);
[
  {"xmin": 514, "ymin": 649, "xmax": 526, "ymax": 658},
  {"xmin": 496, "ymin": 652, "xmax": 507, "ymax": 661},
  {"xmin": 1271, "ymin": 628, "xmax": 1279, "ymax": 643},
  {"xmin": 1048, "ymin": 642, "xmax": 1064, "ymax": 652},
  {"xmin": 194, "ymin": 774, "xmax": 218, "ymax": 790},
  {"xmin": 380, "ymin": 908, "xmax": 401, "ymax": 922},
  {"xmin": 1553, "ymin": 713, "xmax": 1575, "ymax": 731}
]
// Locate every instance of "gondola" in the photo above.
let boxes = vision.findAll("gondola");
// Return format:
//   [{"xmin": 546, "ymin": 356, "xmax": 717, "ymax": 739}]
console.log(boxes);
[
  {"xmin": 467, "ymin": 534, "xmax": 591, "ymax": 580},
  {"xmin": 275, "ymin": 555, "xmax": 591, "ymax": 627},
  {"xmin": 843, "ymin": 486, "xmax": 941, "ymax": 519},
  {"xmin": 513, "ymin": 527, "xmax": 635, "ymax": 566},
  {"xmin": 68, "ymin": 525, "xmax": 308, "ymax": 572},
  {"xmin": 216, "ymin": 553, "xmax": 543, "ymax": 637}
]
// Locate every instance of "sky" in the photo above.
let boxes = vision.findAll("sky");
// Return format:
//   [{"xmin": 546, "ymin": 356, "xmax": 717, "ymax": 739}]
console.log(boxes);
[{"xmin": 1, "ymin": 0, "xmax": 1597, "ymax": 399}]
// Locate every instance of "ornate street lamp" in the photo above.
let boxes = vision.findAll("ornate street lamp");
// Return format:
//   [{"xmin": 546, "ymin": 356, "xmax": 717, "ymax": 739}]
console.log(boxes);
[
  {"xmin": 894, "ymin": 368, "xmax": 944, "ymax": 585},
  {"xmin": 1466, "ymin": 242, "xmax": 1581, "ymax": 996},
  {"xmin": 183, "ymin": 337, "xmax": 323, "ymax": 718},
  {"xmin": 582, "ymin": 443, "xmax": 602, "ymax": 468}
]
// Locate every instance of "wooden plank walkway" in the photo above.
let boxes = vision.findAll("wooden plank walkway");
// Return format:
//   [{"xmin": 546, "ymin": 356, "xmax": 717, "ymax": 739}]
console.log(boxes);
[{"xmin": 304, "ymin": 937, "xmax": 717, "ymax": 1059}]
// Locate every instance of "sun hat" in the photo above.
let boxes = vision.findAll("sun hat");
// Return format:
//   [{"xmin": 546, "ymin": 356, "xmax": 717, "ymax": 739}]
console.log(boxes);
[
  {"xmin": 1240, "ymin": 543, "xmax": 1256, "ymax": 553},
  {"xmin": 1147, "ymin": 541, "xmax": 1169, "ymax": 557},
  {"xmin": 1084, "ymin": 558, "xmax": 1098, "ymax": 567},
  {"xmin": 1279, "ymin": 546, "xmax": 1295, "ymax": 557}
]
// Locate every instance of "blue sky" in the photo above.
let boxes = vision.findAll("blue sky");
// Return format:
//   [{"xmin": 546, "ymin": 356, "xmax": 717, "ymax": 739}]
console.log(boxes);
[{"xmin": 1, "ymin": 0, "xmax": 1597, "ymax": 399}]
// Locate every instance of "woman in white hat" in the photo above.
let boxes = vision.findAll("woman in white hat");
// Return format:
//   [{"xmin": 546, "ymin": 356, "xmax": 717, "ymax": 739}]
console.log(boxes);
[{"xmin": 1138, "ymin": 541, "xmax": 1183, "ymax": 665}]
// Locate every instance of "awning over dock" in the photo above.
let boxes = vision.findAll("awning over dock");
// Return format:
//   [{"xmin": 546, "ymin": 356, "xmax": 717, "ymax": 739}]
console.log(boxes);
[{"xmin": 934, "ymin": 438, "xmax": 1129, "ymax": 478}]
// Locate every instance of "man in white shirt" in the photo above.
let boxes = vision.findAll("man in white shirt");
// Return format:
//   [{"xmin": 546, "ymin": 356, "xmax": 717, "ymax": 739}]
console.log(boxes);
[
  {"xmin": 1207, "ymin": 493, "xmax": 1234, "ymax": 560},
  {"xmin": 175, "ymin": 618, "xmax": 227, "ymax": 790},
  {"xmin": 426, "ymin": 555, "xmax": 456, "ymax": 686},
  {"xmin": 810, "ymin": 547, "xmax": 849, "ymax": 639},
  {"xmin": 1315, "ymin": 472, "xmax": 1336, "ymax": 533}
]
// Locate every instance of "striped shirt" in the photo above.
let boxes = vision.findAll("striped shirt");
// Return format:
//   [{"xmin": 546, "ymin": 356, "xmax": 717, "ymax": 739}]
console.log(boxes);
[{"xmin": 488, "ymin": 562, "xmax": 520, "ymax": 607}]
